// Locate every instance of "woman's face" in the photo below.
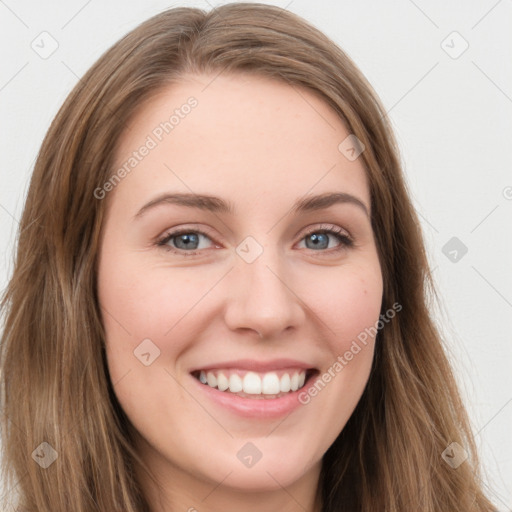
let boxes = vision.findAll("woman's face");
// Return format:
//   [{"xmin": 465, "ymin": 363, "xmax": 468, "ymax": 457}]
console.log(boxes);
[{"xmin": 97, "ymin": 72, "xmax": 383, "ymax": 503}]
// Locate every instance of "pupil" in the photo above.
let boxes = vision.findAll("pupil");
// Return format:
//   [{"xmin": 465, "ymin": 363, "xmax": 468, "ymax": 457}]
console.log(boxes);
[
  {"xmin": 308, "ymin": 233, "xmax": 327, "ymax": 250},
  {"xmin": 177, "ymin": 233, "xmax": 198, "ymax": 249}
]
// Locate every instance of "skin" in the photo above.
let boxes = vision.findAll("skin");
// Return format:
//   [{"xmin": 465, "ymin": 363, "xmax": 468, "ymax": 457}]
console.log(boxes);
[{"xmin": 97, "ymin": 72, "xmax": 383, "ymax": 512}]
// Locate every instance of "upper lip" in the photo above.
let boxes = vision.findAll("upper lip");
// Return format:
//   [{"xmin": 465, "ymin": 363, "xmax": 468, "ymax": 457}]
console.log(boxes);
[{"xmin": 189, "ymin": 358, "xmax": 317, "ymax": 373}]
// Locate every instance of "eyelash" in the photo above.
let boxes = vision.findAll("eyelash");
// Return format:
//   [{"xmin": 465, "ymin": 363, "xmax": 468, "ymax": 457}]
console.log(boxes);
[{"xmin": 156, "ymin": 223, "xmax": 354, "ymax": 257}]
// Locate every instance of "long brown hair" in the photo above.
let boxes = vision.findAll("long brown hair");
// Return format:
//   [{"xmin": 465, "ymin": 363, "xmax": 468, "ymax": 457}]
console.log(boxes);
[{"xmin": 0, "ymin": 3, "xmax": 497, "ymax": 511}]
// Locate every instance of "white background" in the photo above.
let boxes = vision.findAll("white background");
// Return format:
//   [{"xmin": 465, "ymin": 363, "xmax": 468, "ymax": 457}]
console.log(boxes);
[{"xmin": 1, "ymin": 0, "xmax": 511, "ymax": 510}]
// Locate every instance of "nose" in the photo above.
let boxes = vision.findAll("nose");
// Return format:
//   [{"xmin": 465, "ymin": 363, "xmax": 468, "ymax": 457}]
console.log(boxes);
[{"xmin": 223, "ymin": 250, "xmax": 305, "ymax": 340}]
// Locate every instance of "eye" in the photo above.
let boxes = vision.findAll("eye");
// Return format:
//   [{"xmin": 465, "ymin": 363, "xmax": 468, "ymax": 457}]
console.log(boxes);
[
  {"xmin": 156, "ymin": 223, "xmax": 353, "ymax": 256},
  {"xmin": 298, "ymin": 224, "xmax": 353, "ymax": 253},
  {"xmin": 156, "ymin": 227, "xmax": 215, "ymax": 255}
]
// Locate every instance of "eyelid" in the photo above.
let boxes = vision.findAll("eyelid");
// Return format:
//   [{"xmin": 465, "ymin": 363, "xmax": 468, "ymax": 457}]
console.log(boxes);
[
  {"xmin": 298, "ymin": 222, "xmax": 351, "ymax": 239},
  {"xmin": 156, "ymin": 224, "xmax": 220, "ymax": 247}
]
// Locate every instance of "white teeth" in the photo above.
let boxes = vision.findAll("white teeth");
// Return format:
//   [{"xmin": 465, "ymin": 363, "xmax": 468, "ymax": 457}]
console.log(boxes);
[
  {"xmin": 262, "ymin": 372, "xmax": 280, "ymax": 394},
  {"xmin": 229, "ymin": 374, "xmax": 243, "ymax": 393},
  {"xmin": 196, "ymin": 369, "xmax": 309, "ymax": 396},
  {"xmin": 290, "ymin": 373, "xmax": 299, "ymax": 391},
  {"xmin": 206, "ymin": 371, "xmax": 217, "ymax": 388},
  {"xmin": 280, "ymin": 373, "xmax": 291, "ymax": 392},
  {"xmin": 217, "ymin": 372, "xmax": 229, "ymax": 391},
  {"xmin": 243, "ymin": 372, "xmax": 262, "ymax": 394}
]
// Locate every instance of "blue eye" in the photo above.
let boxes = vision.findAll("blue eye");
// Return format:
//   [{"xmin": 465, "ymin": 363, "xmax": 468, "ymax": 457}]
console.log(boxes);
[
  {"xmin": 156, "ymin": 224, "xmax": 353, "ymax": 256},
  {"xmin": 157, "ymin": 229, "xmax": 214, "ymax": 254},
  {"xmin": 165, "ymin": 232, "xmax": 205, "ymax": 251},
  {"xmin": 300, "ymin": 228, "xmax": 353, "ymax": 251}
]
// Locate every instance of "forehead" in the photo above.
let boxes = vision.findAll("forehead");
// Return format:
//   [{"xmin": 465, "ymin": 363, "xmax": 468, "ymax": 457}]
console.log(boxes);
[{"xmin": 109, "ymin": 72, "xmax": 370, "ymax": 215}]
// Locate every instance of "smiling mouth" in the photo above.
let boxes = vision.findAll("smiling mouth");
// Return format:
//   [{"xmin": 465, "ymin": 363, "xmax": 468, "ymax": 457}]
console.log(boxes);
[{"xmin": 191, "ymin": 368, "xmax": 319, "ymax": 399}]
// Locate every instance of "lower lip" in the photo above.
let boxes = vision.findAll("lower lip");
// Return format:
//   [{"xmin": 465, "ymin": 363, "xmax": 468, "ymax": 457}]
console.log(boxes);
[{"xmin": 190, "ymin": 373, "xmax": 314, "ymax": 419}]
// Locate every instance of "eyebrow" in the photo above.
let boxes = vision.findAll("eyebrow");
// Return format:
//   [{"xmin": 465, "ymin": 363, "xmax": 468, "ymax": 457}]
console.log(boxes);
[{"xmin": 133, "ymin": 191, "xmax": 369, "ymax": 220}]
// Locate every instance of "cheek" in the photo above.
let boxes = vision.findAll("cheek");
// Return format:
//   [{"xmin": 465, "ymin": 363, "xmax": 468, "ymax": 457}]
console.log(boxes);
[
  {"xmin": 297, "ymin": 265, "xmax": 382, "ymax": 428},
  {"xmin": 302, "ymin": 262, "xmax": 383, "ymax": 349},
  {"xmin": 97, "ymin": 254, "xmax": 216, "ymax": 376}
]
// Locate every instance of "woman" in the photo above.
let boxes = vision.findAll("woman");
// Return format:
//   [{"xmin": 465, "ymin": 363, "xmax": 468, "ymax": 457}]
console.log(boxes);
[{"xmin": 0, "ymin": 3, "xmax": 498, "ymax": 511}]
